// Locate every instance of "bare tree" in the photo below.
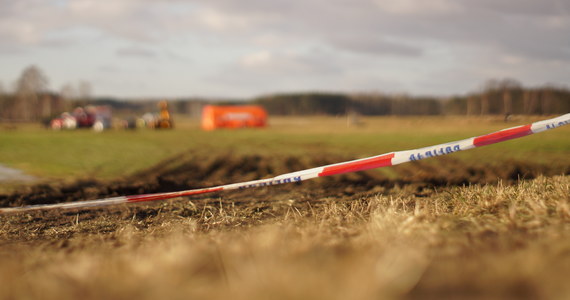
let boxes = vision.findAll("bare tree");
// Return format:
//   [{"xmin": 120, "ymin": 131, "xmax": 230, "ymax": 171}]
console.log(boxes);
[
  {"xmin": 523, "ymin": 90, "xmax": 532, "ymax": 114},
  {"xmin": 78, "ymin": 80, "xmax": 92, "ymax": 102},
  {"xmin": 531, "ymin": 90, "xmax": 541, "ymax": 114},
  {"xmin": 480, "ymin": 94, "xmax": 490, "ymax": 115},
  {"xmin": 500, "ymin": 79, "xmax": 519, "ymax": 116},
  {"xmin": 14, "ymin": 65, "xmax": 49, "ymax": 121},
  {"xmin": 467, "ymin": 95, "xmax": 478, "ymax": 115},
  {"xmin": 502, "ymin": 88, "xmax": 512, "ymax": 115},
  {"xmin": 16, "ymin": 65, "xmax": 49, "ymax": 94},
  {"xmin": 541, "ymin": 87, "xmax": 554, "ymax": 115},
  {"xmin": 479, "ymin": 79, "xmax": 499, "ymax": 115},
  {"xmin": 60, "ymin": 83, "xmax": 76, "ymax": 100}
]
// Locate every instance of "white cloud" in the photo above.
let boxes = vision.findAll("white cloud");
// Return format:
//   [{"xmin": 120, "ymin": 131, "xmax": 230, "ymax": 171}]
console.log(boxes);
[
  {"xmin": 330, "ymin": 35, "xmax": 422, "ymax": 56},
  {"xmin": 0, "ymin": 19, "xmax": 41, "ymax": 44},
  {"xmin": 196, "ymin": 9, "xmax": 255, "ymax": 32},
  {"xmin": 68, "ymin": 0, "xmax": 137, "ymax": 17},
  {"xmin": 374, "ymin": 0, "xmax": 461, "ymax": 15},
  {"xmin": 238, "ymin": 49, "xmax": 339, "ymax": 75},
  {"xmin": 543, "ymin": 15, "xmax": 570, "ymax": 29},
  {"xmin": 251, "ymin": 34, "xmax": 294, "ymax": 47},
  {"xmin": 116, "ymin": 46, "xmax": 157, "ymax": 58},
  {"xmin": 241, "ymin": 50, "xmax": 273, "ymax": 68}
]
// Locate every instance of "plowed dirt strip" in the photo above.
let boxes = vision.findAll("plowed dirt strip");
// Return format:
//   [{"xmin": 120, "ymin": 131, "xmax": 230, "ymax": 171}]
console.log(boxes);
[{"xmin": 1, "ymin": 152, "xmax": 568, "ymax": 210}]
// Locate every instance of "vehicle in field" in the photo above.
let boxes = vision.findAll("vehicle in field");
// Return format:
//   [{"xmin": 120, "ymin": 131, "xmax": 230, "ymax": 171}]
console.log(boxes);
[
  {"xmin": 50, "ymin": 105, "xmax": 112, "ymax": 132},
  {"xmin": 201, "ymin": 105, "xmax": 267, "ymax": 130}
]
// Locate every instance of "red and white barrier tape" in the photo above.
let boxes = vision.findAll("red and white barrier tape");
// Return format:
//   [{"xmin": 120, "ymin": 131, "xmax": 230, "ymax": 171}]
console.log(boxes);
[{"xmin": 1, "ymin": 114, "xmax": 569, "ymax": 214}]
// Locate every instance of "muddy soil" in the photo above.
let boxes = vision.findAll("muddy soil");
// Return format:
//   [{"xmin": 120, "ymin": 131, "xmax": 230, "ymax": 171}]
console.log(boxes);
[{"xmin": 1, "ymin": 151, "xmax": 568, "ymax": 209}]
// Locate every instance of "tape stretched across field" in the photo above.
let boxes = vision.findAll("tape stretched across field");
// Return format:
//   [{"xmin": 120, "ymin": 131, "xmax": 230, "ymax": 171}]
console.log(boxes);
[{"xmin": 1, "ymin": 114, "xmax": 569, "ymax": 214}]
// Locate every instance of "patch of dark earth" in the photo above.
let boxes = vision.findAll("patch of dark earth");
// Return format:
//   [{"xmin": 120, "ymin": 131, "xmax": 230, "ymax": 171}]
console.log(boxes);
[{"xmin": 1, "ymin": 152, "xmax": 567, "ymax": 209}]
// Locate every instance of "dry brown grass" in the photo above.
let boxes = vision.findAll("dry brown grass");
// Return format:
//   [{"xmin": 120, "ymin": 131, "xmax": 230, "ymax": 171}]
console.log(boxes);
[{"xmin": 1, "ymin": 175, "xmax": 569, "ymax": 299}]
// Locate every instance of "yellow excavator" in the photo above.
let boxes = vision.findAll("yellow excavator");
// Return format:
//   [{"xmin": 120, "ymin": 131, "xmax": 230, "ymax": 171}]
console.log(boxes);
[{"xmin": 156, "ymin": 100, "xmax": 173, "ymax": 129}]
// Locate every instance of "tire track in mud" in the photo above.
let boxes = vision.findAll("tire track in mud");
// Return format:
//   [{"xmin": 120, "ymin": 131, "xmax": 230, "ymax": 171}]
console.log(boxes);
[{"xmin": 1, "ymin": 152, "xmax": 568, "ymax": 208}]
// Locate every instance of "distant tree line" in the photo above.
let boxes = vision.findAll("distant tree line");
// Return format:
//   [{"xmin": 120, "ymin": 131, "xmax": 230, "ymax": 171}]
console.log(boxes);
[
  {"xmin": 443, "ymin": 79, "xmax": 570, "ymax": 115},
  {"xmin": 253, "ymin": 79, "xmax": 569, "ymax": 116},
  {"xmin": 350, "ymin": 93, "xmax": 442, "ymax": 115},
  {"xmin": 252, "ymin": 92, "xmax": 444, "ymax": 116},
  {"xmin": 253, "ymin": 93, "xmax": 350, "ymax": 115},
  {"xmin": 1, "ymin": 66, "xmax": 568, "ymax": 122}
]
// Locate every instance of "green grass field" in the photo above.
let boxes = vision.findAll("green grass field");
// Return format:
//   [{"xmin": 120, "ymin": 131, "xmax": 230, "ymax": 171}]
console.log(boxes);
[{"xmin": 1, "ymin": 115, "xmax": 569, "ymax": 183}]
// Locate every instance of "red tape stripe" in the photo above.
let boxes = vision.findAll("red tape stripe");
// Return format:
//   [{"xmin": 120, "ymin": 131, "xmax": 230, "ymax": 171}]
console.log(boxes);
[
  {"xmin": 126, "ymin": 187, "xmax": 223, "ymax": 203},
  {"xmin": 473, "ymin": 124, "xmax": 533, "ymax": 147},
  {"xmin": 318, "ymin": 153, "xmax": 394, "ymax": 177}
]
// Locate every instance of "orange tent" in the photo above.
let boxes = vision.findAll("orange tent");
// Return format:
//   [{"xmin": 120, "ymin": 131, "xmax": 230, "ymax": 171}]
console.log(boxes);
[{"xmin": 201, "ymin": 105, "xmax": 268, "ymax": 130}]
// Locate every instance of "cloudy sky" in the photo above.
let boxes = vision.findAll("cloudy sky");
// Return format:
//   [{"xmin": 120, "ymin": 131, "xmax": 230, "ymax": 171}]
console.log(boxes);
[{"xmin": 1, "ymin": 0, "xmax": 569, "ymax": 99}]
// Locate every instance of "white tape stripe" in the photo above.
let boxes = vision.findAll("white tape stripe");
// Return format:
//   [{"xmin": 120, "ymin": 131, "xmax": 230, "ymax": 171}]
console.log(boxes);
[
  {"xmin": 531, "ymin": 114, "xmax": 570, "ymax": 133},
  {"xmin": 0, "ymin": 197, "xmax": 128, "ymax": 214},
  {"xmin": 392, "ymin": 137, "xmax": 476, "ymax": 165}
]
